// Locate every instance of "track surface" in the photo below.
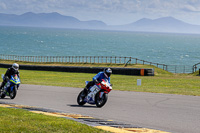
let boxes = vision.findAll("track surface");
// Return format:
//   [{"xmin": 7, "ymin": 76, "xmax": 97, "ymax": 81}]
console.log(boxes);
[{"xmin": 1, "ymin": 84, "xmax": 200, "ymax": 133}]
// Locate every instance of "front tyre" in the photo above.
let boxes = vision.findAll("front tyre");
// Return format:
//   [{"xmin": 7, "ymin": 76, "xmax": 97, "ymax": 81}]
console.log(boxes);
[
  {"xmin": 10, "ymin": 86, "xmax": 17, "ymax": 99},
  {"xmin": 95, "ymin": 92, "xmax": 108, "ymax": 108},
  {"xmin": 77, "ymin": 90, "xmax": 86, "ymax": 106},
  {"xmin": 1, "ymin": 94, "xmax": 6, "ymax": 99}
]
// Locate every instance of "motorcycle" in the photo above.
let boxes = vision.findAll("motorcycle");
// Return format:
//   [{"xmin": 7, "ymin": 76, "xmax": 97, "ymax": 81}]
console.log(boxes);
[
  {"xmin": 0, "ymin": 74, "xmax": 20, "ymax": 99},
  {"xmin": 77, "ymin": 79, "xmax": 112, "ymax": 107}
]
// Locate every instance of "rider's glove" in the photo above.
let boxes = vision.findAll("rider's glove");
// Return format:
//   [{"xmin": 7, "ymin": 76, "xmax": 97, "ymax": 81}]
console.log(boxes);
[{"xmin": 4, "ymin": 76, "xmax": 9, "ymax": 82}]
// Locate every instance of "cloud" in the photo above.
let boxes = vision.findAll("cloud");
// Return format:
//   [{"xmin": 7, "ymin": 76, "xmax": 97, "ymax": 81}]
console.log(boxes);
[
  {"xmin": 181, "ymin": 1, "xmax": 200, "ymax": 13},
  {"xmin": 0, "ymin": 2, "xmax": 7, "ymax": 10},
  {"xmin": 181, "ymin": 7, "xmax": 200, "ymax": 13},
  {"xmin": 0, "ymin": 0, "xmax": 191, "ymax": 14}
]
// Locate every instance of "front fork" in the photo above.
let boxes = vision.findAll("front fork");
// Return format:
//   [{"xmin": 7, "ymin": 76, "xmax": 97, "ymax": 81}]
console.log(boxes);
[{"xmin": 99, "ymin": 91, "xmax": 108, "ymax": 98}]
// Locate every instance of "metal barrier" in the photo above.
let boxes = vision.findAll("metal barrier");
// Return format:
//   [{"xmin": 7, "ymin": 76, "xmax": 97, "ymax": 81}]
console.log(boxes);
[
  {"xmin": 0, "ymin": 54, "xmax": 198, "ymax": 73},
  {"xmin": 165, "ymin": 65, "xmax": 194, "ymax": 73}
]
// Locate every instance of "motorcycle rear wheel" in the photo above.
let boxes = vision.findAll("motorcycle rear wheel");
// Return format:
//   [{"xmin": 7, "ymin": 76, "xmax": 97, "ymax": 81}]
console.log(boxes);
[
  {"xmin": 95, "ymin": 92, "xmax": 108, "ymax": 108},
  {"xmin": 77, "ymin": 90, "xmax": 86, "ymax": 106}
]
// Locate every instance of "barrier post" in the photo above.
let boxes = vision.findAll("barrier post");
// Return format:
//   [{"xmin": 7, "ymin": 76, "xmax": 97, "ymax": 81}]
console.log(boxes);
[{"xmin": 137, "ymin": 79, "xmax": 142, "ymax": 86}]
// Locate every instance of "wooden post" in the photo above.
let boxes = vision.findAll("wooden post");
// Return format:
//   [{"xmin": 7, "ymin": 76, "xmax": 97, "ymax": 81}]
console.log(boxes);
[{"xmin": 124, "ymin": 57, "xmax": 126, "ymax": 64}]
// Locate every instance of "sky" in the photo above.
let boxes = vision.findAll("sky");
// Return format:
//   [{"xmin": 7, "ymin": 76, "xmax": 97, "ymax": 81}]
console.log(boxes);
[{"xmin": 0, "ymin": 0, "xmax": 200, "ymax": 25}]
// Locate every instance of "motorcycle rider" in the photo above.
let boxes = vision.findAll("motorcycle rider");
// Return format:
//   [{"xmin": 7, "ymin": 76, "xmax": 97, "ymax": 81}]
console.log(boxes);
[
  {"xmin": 0, "ymin": 63, "xmax": 20, "ymax": 91},
  {"xmin": 84, "ymin": 68, "xmax": 112, "ymax": 94}
]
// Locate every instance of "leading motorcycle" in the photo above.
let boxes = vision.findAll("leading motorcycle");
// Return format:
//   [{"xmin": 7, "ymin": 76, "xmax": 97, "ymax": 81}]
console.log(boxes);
[
  {"xmin": 77, "ymin": 79, "xmax": 112, "ymax": 108},
  {"xmin": 0, "ymin": 74, "xmax": 20, "ymax": 99}
]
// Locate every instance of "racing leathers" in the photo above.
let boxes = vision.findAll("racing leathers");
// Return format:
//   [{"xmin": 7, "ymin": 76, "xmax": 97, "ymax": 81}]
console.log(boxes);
[
  {"xmin": 84, "ymin": 71, "xmax": 110, "ymax": 94},
  {"xmin": 0, "ymin": 67, "xmax": 20, "ymax": 90}
]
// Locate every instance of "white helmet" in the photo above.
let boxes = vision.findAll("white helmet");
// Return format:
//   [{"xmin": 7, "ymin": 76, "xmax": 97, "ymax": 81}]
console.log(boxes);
[
  {"xmin": 12, "ymin": 63, "xmax": 19, "ymax": 71},
  {"xmin": 104, "ymin": 68, "xmax": 112, "ymax": 78}
]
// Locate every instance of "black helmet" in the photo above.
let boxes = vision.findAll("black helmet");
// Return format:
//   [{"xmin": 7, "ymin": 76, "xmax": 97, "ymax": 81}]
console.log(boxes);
[{"xmin": 104, "ymin": 68, "xmax": 112, "ymax": 78}]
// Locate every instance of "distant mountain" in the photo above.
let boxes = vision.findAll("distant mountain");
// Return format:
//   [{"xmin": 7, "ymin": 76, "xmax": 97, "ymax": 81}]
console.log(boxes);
[
  {"xmin": 111, "ymin": 17, "xmax": 200, "ymax": 33},
  {"xmin": 1, "ymin": 12, "xmax": 200, "ymax": 33},
  {"xmin": 0, "ymin": 12, "xmax": 106, "ymax": 29}
]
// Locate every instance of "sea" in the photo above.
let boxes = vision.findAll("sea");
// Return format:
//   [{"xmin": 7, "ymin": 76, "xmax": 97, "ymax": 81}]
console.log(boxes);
[{"xmin": 0, "ymin": 26, "xmax": 200, "ymax": 67}]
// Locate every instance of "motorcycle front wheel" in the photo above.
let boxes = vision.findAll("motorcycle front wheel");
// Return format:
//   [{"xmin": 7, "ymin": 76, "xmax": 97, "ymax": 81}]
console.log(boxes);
[
  {"xmin": 77, "ymin": 90, "xmax": 86, "ymax": 106},
  {"xmin": 95, "ymin": 92, "xmax": 108, "ymax": 108},
  {"xmin": 0, "ymin": 93, "xmax": 6, "ymax": 99},
  {"xmin": 10, "ymin": 86, "xmax": 17, "ymax": 99},
  {"xmin": 0, "ymin": 87, "xmax": 6, "ymax": 98}
]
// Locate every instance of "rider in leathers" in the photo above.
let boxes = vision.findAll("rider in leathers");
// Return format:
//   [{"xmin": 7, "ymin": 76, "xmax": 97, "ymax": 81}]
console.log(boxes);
[
  {"xmin": 84, "ymin": 68, "xmax": 112, "ymax": 94},
  {"xmin": 0, "ymin": 63, "xmax": 20, "ymax": 91}
]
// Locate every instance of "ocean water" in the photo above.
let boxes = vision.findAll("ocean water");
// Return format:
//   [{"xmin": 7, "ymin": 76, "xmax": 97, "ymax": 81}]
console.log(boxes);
[{"xmin": 0, "ymin": 26, "xmax": 200, "ymax": 66}]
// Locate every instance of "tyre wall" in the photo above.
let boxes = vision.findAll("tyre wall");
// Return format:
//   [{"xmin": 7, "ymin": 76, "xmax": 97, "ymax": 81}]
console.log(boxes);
[{"xmin": 0, "ymin": 63, "xmax": 154, "ymax": 76}]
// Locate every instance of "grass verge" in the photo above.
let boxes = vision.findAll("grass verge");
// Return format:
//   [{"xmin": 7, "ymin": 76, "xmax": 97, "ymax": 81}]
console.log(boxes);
[{"xmin": 0, "ymin": 107, "xmax": 109, "ymax": 133}]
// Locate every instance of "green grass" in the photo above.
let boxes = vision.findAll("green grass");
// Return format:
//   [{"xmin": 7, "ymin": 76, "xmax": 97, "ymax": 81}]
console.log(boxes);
[
  {"xmin": 0, "ymin": 61, "xmax": 200, "ymax": 96},
  {"xmin": 0, "ymin": 107, "xmax": 109, "ymax": 133},
  {"xmin": 0, "ymin": 61, "xmax": 199, "ymax": 132}
]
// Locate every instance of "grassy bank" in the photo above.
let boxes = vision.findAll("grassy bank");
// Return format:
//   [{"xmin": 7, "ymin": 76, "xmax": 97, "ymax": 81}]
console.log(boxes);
[
  {"xmin": 0, "ymin": 107, "xmax": 109, "ymax": 133},
  {"xmin": 0, "ymin": 61, "xmax": 200, "ymax": 96}
]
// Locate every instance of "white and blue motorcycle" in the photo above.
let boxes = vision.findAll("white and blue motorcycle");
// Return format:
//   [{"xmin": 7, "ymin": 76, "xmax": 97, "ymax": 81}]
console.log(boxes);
[
  {"xmin": 0, "ymin": 74, "xmax": 20, "ymax": 99},
  {"xmin": 77, "ymin": 79, "xmax": 112, "ymax": 107}
]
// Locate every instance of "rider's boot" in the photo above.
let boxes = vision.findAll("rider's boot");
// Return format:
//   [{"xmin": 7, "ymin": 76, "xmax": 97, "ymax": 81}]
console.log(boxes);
[
  {"xmin": 83, "ymin": 87, "xmax": 88, "ymax": 95},
  {"xmin": 0, "ymin": 81, "xmax": 6, "ymax": 91},
  {"xmin": 0, "ymin": 83, "xmax": 3, "ymax": 90},
  {"xmin": 0, "ymin": 86, "xmax": 3, "ymax": 93}
]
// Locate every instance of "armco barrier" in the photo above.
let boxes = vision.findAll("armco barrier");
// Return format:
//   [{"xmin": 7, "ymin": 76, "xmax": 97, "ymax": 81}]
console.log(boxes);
[
  {"xmin": 0, "ymin": 63, "xmax": 154, "ymax": 76},
  {"xmin": 0, "ymin": 54, "xmax": 196, "ymax": 73}
]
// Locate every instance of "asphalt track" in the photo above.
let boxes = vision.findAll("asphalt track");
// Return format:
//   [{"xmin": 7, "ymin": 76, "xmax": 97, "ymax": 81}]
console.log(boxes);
[{"xmin": 1, "ymin": 84, "xmax": 200, "ymax": 133}]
